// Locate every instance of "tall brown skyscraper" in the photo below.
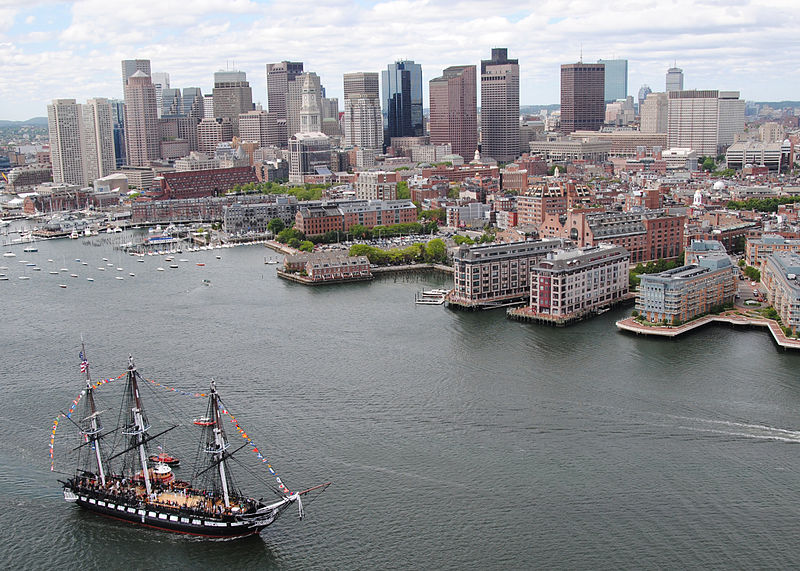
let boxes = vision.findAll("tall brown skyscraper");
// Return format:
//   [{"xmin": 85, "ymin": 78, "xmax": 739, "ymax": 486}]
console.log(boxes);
[
  {"xmin": 560, "ymin": 63, "xmax": 605, "ymax": 134},
  {"xmin": 480, "ymin": 48, "xmax": 519, "ymax": 163},
  {"xmin": 266, "ymin": 61, "xmax": 303, "ymax": 146},
  {"xmin": 212, "ymin": 70, "xmax": 253, "ymax": 137},
  {"xmin": 429, "ymin": 65, "xmax": 477, "ymax": 160},
  {"xmin": 123, "ymin": 70, "xmax": 160, "ymax": 167}
]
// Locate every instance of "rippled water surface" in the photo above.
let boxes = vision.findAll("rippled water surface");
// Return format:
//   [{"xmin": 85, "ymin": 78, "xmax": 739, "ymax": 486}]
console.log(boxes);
[{"xmin": 2, "ymin": 234, "xmax": 800, "ymax": 569}]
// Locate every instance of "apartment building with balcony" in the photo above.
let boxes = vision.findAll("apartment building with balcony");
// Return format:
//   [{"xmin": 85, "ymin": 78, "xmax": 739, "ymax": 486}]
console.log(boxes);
[
  {"xmin": 761, "ymin": 252, "xmax": 800, "ymax": 334},
  {"xmin": 746, "ymin": 234, "xmax": 800, "ymax": 267},
  {"xmin": 636, "ymin": 256, "xmax": 736, "ymax": 323},
  {"xmin": 527, "ymin": 244, "xmax": 629, "ymax": 318},
  {"xmin": 449, "ymin": 239, "xmax": 567, "ymax": 309}
]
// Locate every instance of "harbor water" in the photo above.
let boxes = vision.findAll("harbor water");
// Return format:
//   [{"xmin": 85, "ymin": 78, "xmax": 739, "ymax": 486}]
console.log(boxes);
[{"xmin": 2, "ymin": 233, "xmax": 800, "ymax": 569}]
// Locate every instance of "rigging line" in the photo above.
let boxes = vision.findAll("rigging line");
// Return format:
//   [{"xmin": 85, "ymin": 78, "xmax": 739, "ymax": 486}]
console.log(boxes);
[
  {"xmin": 227, "ymin": 454, "xmax": 282, "ymax": 496},
  {"xmin": 105, "ymin": 425, "xmax": 179, "ymax": 462},
  {"xmin": 70, "ymin": 426, "xmax": 122, "ymax": 452},
  {"xmin": 193, "ymin": 442, "xmax": 250, "ymax": 479}
]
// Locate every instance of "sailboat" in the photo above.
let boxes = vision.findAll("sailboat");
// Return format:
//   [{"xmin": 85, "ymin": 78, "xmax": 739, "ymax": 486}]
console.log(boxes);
[{"xmin": 59, "ymin": 349, "xmax": 330, "ymax": 537}]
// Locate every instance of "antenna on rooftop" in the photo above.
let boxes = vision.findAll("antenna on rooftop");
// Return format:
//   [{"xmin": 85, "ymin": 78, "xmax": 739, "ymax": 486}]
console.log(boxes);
[{"xmin": 580, "ymin": 44, "xmax": 583, "ymax": 63}]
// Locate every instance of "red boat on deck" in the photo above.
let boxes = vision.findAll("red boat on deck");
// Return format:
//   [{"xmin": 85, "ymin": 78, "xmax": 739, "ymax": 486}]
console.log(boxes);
[{"xmin": 148, "ymin": 452, "xmax": 180, "ymax": 467}]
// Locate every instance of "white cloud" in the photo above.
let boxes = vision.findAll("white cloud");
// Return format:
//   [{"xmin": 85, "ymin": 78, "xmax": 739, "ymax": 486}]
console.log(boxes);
[{"xmin": 1, "ymin": 0, "xmax": 798, "ymax": 120}]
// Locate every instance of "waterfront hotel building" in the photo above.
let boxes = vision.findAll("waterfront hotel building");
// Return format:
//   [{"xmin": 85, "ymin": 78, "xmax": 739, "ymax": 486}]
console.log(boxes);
[
  {"xmin": 528, "ymin": 244, "xmax": 630, "ymax": 318},
  {"xmin": 761, "ymin": 252, "xmax": 800, "ymax": 334},
  {"xmin": 636, "ymin": 256, "xmax": 736, "ymax": 323},
  {"xmin": 449, "ymin": 239, "xmax": 567, "ymax": 309}
]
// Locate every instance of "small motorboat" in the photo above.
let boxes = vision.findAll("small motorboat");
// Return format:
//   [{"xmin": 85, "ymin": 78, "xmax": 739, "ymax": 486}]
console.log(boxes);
[
  {"xmin": 148, "ymin": 452, "xmax": 180, "ymax": 467},
  {"xmin": 193, "ymin": 417, "xmax": 214, "ymax": 426}
]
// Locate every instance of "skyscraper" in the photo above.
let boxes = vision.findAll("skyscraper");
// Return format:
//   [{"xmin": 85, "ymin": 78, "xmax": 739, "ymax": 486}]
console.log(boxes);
[
  {"xmin": 299, "ymin": 73, "xmax": 322, "ymax": 134},
  {"xmin": 110, "ymin": 99, "xmax": 126, "ymax": 168},
  {"xmin": 121, "ymin": 59, "xmax": 151, "ymax": 93},
  {"xmin": 382, "ymin": 60, "xmax": 423, "ymax": 147},
  {"xmin": 560, "ymin": 62, "xmax": 605, "ymax": 134},
  {"xmin": 151, "ymin": 72, "xmax": 170, "ymax": 118},
  {"xmin": 666, "ymin": 67, "xmax": 684, "ymax": 92},
  {"xmin": 48, "ymin": 99, "xmax": 86, "ymax": 186},
  {"xmin": 82, "ymin": 98, "xmax": 116, "ymax": 182},
  {"xmin": 123, "ymin": 70, "xmax": 160, "ymax": 166},
  {"xmin": 637, "ymin": 85, "xmax": 653, "ymax": 112},
  {"xmin": 266, "ymin": 61, "xmax": 303, "ymax": 146},
  {"xmin": 212, "ymin": 70, "xmax": 253, "ymax": 136},
  {"xmin": 343, "ymin": 72, "xmax": 383, "ymax": 155},
  {"xmin": 640, "ymin": 92, "xmax": 668, "ymax": 134},
  {"xmin": 429, "ymin": 65, "xmax": 477, "ymax": 160},
  {"xmin": 287, "ymin": 72, "xmax": 322, "ymax": 138},
  {"xmin": 598, "ymin": 59, "xmax": 627, "ymax": 103},
  {"xmin": 667, "ymin": 89, "xmax": 744, "ymax": 155},
  {"xmin": 48, "ymin": 98, "xmax": 115, "ymax": 187},
  {"xmin": 181, "ymin": 88, "xmax": 205, "ymax": 119},
  {"xmin": 480, "ymin": 48, "xmax": 519, "ymax": 163},
  {"xmin": 161, "ymin": 87, "xmax": 182, "ymax": 117}
]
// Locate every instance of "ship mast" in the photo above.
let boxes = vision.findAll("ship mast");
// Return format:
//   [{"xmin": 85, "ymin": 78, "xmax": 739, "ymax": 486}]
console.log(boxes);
[
  {"xmin": 210, "ymin": 380, "xmax": 231, "ymax": 508},
  {"xmin": 80, "ymin": 343, "xmax": 106, "ymax": 486},
  {"xmin": 125, "ymin": 355, "xmax": 153, "ymax": 496}
]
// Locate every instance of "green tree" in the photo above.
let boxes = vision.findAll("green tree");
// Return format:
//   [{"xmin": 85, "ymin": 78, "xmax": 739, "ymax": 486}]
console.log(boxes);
[
  {"xmin": 702, "ymin": 157, "xmax": 715, "ymax": 172},
  {"xmin": 423, "ymin": 220, "xmax": 439, "ymax": 235},
  {"xmin": 424, "ymin": 238, "xmax": 447, "ymax": 263},
  {"xmin": 448, "ymin": 185, "xmax": 460, "ymax": 199},
  {"xmin": 267, "ymin": 218, "xmax": 286, "ymax": 235},
  {"xmin": 744, "ymin": 266, "xmax": 761, "ymax": 282},
  {"xmin": 396, "ymin": 181, "xmax": 411, "ymax": 200},
  {"xmin": 276, "ymin": 228, "xmax": 305, "ymax": 244},
  {"xmin": 349, "ymin": 224, "xmax": 370, "ymax": 239},
  {"xmin": 299, "ymin": 240, "xmax": 314, "ymax": 252},
  {"xmin": 349, "ymin": 244, "xmax": 373, "ymax": 257},
  {"xmin": 287, "ymin": 237, "xmax": 301, "ymax": 249}
]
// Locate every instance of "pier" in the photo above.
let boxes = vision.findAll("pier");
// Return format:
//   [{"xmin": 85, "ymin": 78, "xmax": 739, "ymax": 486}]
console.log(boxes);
[{"xmin": 616, "ymin": 313, "xmax": 800, "ymax": 351}]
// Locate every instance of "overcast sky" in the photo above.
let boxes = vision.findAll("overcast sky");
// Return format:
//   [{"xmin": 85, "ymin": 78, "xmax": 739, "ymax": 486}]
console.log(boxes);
[{"xmin": 1, "ymin": 0, "xmax": 797, "ymax": 121}]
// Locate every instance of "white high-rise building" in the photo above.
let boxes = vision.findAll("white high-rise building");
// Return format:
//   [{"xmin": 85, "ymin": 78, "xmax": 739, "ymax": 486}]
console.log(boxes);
[
  {"xmin": 48, "ymin": 97, "xmax": 117, "ymax": 187},
  {"xmin": 299, "ymin": 73, "xmax": 322, "ymax": 133},
  {"xmin": 287, "ymin": 72, "xmax": 322, "ymax": 138},
  {"xmin": 640, "ymin": 92, "xmax": 668, "ymax": 134},
  {"xmin": 717, "ymin": 91, "xmax": 746, "ymax": 148},
  {"xmin": 667, "ymin": 90, "xmax": 744, "ymax": 156},
  {"xmin": 48, "ymin": 99, "xmax": 86, "ymax": 187},
  {"xmin": 343, "ymin": 72, "xmax": 383, "ymax": 159},
  {"xmin": 82, "ymin": 98, "xmax": 116, "ymax": 183},
  {"xmin": 203, "ymin": 94, "xmax": 214, "ymax": 119}
]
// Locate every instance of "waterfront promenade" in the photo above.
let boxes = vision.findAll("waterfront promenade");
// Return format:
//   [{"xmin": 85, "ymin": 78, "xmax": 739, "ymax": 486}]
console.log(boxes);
[{"xmin": 616, "ymin": 311, "xmax": 800, "ymax": 351}]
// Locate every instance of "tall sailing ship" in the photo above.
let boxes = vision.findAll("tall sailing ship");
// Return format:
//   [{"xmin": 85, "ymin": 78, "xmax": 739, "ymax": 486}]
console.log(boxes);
[{"xmin": 58, "ymin": 349, "xmax": 329, "ymax": 538}]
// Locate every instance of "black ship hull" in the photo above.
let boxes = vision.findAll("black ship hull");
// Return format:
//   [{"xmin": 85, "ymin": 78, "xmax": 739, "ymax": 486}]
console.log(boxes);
[{"xmin": 65, "ymin": 488, "xmax": 278, "ymax": 538}]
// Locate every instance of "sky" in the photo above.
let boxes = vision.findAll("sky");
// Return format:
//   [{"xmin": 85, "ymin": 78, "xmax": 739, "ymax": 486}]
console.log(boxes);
[{"xmin": 1, "ymin": 0, "xmax": 798, "ymax": 121}]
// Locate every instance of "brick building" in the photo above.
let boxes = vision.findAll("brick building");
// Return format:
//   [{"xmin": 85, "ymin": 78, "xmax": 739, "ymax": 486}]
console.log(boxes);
[
  {"xmin": 528, "ymin": 244, "xmax": 629, "ymax": 318},
  {"xmin": 159, "ymin": 166, "xmax": 258, "ymax": 200},
  {"xmin": 294, "ymin": 199, "xmax": 417, "ymax": 236},
  {"xmin": 540, "ymin": 209, "xmax": 684, "ymax": 264},
  {"xmin": 449, "ymin": 239, "xmax": 567, "ymax": 308}
]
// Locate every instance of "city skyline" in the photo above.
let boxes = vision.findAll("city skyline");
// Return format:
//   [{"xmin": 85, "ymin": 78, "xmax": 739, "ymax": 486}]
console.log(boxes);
[{"xmin": 1, "ymin": 0, "xmax": 797, "ymax": 121}]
